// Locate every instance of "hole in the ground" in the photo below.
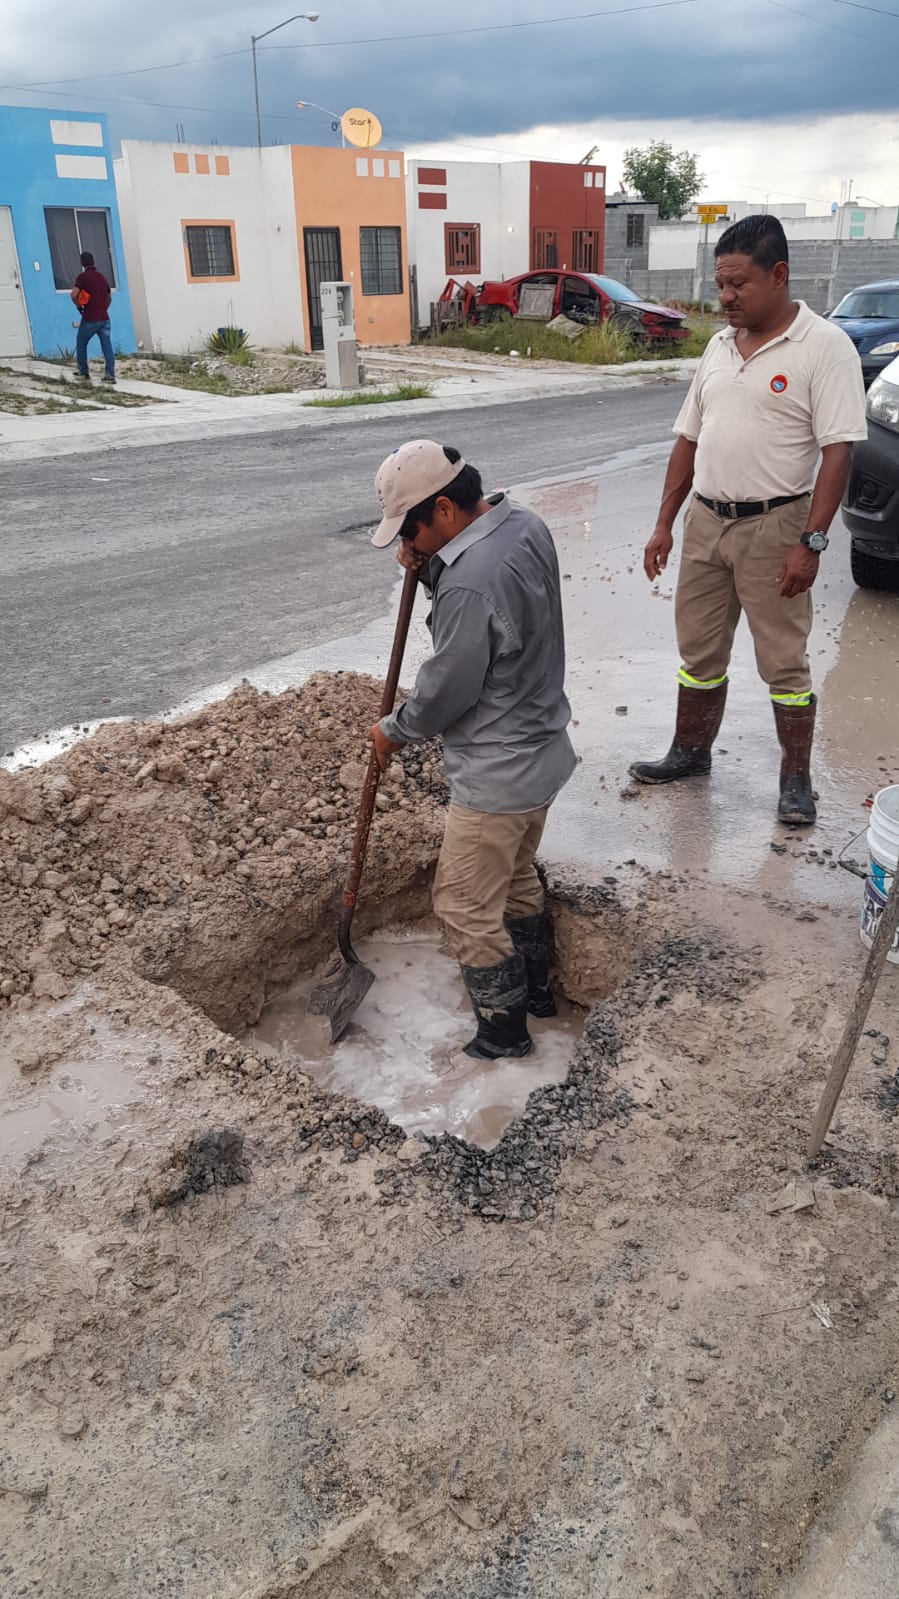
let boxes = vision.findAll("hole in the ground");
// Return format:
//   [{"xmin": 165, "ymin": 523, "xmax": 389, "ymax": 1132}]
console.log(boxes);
[{"xmin": 243, "ymin": 924, "xmax": 586, "ymax": 1148}]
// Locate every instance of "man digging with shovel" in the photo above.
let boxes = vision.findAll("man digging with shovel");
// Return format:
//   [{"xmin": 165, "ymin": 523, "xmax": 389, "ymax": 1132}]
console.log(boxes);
[{"xmin": 368, "ymin": 440, "xmax": 576, "ymax": 1061}]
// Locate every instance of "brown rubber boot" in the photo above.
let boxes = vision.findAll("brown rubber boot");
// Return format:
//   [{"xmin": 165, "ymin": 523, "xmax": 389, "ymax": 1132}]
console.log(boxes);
[
  {"xmin": 630, "ymin": 681, "xmax": 728, "ymax": 785},
  {"xmin": 773, "ymin": 695, "xmax": 817, "ymax": 826}
]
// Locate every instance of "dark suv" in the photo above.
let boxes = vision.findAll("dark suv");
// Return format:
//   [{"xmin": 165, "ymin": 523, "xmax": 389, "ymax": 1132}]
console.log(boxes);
[
  {"xmin": 830, "ymin": 280, "xmax": 899, "ymax": 387},
  {"xmin": 842, "ymin": 355, "xmax": 899, "ymax": 590}
]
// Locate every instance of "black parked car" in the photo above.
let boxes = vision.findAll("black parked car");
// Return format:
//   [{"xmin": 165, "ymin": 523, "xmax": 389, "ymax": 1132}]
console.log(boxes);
[
  {"xmin": 830, "ymin": 280, "xmax": 899, "ymax": 387},
  {"xmin": 842, "ymin": 355, "xmax": 899, "ymax": 591}
]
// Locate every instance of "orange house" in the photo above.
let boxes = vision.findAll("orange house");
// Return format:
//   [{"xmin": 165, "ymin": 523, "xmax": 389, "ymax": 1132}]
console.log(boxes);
[{"xmin": 291, "ymin": 146, "xmax": 410, "ymax": 351}]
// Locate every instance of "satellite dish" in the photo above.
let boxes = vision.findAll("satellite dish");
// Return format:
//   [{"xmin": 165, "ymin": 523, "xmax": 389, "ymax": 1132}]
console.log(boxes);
[{"xmin": 341, "ymin": 107, "xmax": 382, "ymax": 149}]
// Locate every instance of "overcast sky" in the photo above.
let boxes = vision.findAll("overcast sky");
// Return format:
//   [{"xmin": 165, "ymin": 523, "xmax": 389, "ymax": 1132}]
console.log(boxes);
[{"xmin": 3, "ymin": 0, "xmax": 898, "ymax": 211}]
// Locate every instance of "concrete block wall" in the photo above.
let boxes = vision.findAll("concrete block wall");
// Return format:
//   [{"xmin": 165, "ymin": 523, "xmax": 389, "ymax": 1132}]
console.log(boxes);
[
  {"xmin": 630, "ymin": 238, "xmax": 899, "ymax": 312},
  {"xmin": 629, "ymin": 267, "xmax": 695, "ymax": 303},
  {"xmin": 603, "ymin": 202, "xmax": 655, "ymax": 276},
  {"xmin": 788, "ymin": 239, "xmax": 899, "ymax": 312}
]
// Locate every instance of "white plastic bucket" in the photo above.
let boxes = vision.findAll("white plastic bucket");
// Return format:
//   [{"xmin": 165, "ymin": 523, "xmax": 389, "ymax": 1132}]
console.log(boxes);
[{"xmin": 860, "ymin": 784, "xmax": 899, "ymax": 965}]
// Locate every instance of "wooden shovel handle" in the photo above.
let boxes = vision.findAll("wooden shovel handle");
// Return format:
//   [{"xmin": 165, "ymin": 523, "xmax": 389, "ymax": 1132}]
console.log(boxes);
[
  {"xmin": 807, "ymin": 864, "xmax": 899, "ymax": 1160},
  {"xmin": 338, "ymin": 566, "xmax": 419, "ymax": 943}
]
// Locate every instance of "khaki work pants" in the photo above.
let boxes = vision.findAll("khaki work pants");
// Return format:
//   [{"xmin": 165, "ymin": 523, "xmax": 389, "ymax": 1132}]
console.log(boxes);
[
  {"xmin": 432, "ymin": 802, "xmax": 550, "ymax": 969},
  {"xmin": 676, "ymin": 496, "xmax": 813, "ymax": 698}
]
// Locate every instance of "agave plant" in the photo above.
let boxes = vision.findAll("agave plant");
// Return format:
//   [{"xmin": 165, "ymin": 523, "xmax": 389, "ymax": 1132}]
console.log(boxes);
[{"xmin": 205, "ymin": 326, "xmax": 251, "ymax": 355}]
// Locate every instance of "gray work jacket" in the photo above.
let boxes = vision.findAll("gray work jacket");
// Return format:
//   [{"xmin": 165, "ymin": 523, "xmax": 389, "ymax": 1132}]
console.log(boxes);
[{"xmin": 381, "ymin": 495, "xmax": 576, "ymax": 814}]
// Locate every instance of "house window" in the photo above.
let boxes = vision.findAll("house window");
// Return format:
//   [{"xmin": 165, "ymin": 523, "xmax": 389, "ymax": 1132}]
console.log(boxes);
[
  {"xmin": 532, "ymin": 229, "xmax": 558, "ymax": 269},
  {"xmin": 626, "ymin": 212, "xmax": 646, "ymax": 249},
  {"xmin": 571, "ymin": 229, "xmax": 600, "ymax": 272},
  {"xmin": 445, "ymin": 224, "xmax": 481, "ymax": 274},
  {"xmin": 44, "ymin": 208, "xmax": 116, "ymax": 290},
  {"xmin": 184, "ymin": 223, "xmax": 237, "ymax": 280},
  {"xmin": 359, "ymin": 226, "xmax": 403, "ymax": 295}
]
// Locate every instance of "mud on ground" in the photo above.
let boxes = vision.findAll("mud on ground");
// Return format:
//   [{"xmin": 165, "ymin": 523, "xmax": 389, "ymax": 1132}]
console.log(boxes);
[{"xmin": 1, "ymin": 676, "xmax": 898, "ymax": 1598}]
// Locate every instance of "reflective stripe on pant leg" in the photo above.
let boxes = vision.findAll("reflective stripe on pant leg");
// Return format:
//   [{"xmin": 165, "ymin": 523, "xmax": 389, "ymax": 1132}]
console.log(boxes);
[
  {"xmin": 676, "ymin": 669, "xmax": 729, "ymax": 690},
  {"xmin": 770, "ymin": 691, "xmax": 812, "ymax": 706}
]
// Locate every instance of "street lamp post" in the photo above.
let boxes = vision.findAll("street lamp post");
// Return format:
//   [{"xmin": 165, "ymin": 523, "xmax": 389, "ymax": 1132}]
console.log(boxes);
[
  {"xmin": 296, "ymin": 99, "xmax": 345, "ymax": 146},
  {"xmin": 252, "ymin": 11, "xmax": 319, "ymax": 147}
]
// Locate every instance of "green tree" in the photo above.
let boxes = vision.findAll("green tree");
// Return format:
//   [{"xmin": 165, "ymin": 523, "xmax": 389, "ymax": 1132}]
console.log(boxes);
[{"xmin": 621, "ymin": 140, "xmax": 705, "ymax": 221}]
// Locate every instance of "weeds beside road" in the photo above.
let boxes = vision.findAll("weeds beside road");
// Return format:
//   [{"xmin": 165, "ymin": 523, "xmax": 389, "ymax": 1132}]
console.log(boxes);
[
  {"xmin": 305, "ymin": 382, "xmax": 432, "ymax": 409},
  {"xmin": 436, "ymin": 316, "xmax": 718, "ymax": 365}
]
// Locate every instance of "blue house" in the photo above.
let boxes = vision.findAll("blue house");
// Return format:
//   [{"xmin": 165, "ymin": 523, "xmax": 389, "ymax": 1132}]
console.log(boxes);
[{"xmin": 0, "ymin": 105, "xmax": 135, "ymax": 358}]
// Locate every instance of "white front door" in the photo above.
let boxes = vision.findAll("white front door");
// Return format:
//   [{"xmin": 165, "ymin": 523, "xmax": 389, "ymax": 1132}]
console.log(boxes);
[{"xmin": 0, "ymin": 208, "xmax": 32, "ymax": 357}]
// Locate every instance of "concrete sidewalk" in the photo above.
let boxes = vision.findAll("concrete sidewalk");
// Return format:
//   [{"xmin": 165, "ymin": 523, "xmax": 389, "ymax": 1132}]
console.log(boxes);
[
  {"xmin": 780, "ymin": 1403, "xmax": 899, "ymax": 1598},
  {"xmin": 0, "ymin": 351, "xmax": 698, "ymax": 462}
]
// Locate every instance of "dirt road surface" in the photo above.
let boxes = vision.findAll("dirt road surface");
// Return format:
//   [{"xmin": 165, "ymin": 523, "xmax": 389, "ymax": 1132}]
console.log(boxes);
[{"xmin": 2, "ymin": 419, "xmax": 899, "ymax": 1597}]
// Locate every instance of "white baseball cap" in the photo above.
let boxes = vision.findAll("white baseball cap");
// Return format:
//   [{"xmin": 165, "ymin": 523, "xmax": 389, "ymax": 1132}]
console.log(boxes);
[{"xmin": 372, "ymin": 439, "xmax": 466, "ymax": 547}]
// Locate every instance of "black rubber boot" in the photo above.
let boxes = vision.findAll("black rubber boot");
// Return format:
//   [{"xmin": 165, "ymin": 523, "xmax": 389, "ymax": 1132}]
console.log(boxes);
[
  {"xmin": 505, "ymin": 912, "xmax": 557, "ymax": 1017},
  {"xmin": 461, "ymin": 952, "xmax": 533, "ymax": 1060},
  {"xmin": 773, "ymin": 695, "xmax": 817, "ymax": 826},
  {"xmin": 630, "ymin": 680, "xmax": 728, "ymax": 785}
]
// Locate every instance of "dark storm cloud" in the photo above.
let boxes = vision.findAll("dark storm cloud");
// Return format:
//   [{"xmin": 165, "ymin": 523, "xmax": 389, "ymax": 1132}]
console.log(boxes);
[{"xmin": 3, "ymin": 0, "xmax": 896, "ymax": 149}]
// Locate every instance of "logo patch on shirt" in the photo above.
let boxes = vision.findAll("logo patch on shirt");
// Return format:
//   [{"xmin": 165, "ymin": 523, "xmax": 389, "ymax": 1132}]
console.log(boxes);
[{"xmin": 770, "ymin": 373, "xmax": 788, "ymax": 394}]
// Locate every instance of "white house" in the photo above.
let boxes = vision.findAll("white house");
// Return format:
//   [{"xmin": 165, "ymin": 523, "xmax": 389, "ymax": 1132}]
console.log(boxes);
[{"xmin": 405, "ymin": 156, "xmax": 607, "ymax": 329}]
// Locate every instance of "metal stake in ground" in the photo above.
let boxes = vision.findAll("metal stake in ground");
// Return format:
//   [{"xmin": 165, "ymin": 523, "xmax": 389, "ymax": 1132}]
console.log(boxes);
[
  {"xmin": 307, "ymin": 566, "xmax": 419, "ymax": 1043},
  {"xmin": 807, "ymin": 864, "xmax": 899, "ymax": 1160}
]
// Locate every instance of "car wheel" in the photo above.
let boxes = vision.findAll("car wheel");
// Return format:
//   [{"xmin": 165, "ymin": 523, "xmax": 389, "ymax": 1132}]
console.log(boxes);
[
  {"xmin": 487, "ymin": 306, "xmax": 513, "ymax": 323},
  {"xmin": 850, "ymin": 541, "xmax": 899, "ymax": 592}
]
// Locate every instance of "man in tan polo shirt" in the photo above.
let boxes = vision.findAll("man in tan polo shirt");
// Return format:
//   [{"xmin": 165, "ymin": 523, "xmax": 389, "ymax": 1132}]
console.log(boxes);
[{"xmin": 631, "ymin": 213, "xmax": 867, "ymax": 825}]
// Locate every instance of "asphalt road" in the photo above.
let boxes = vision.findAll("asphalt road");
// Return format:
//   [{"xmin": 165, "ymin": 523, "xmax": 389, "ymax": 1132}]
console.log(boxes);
[{"xmin": 1, "ymin": 384, "xmax": 686, "ymax": 754}]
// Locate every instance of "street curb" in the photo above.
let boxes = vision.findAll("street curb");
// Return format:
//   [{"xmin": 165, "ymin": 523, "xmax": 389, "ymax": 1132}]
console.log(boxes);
[{"xmin": 1, "ymin": 359, "xmax": 697, "ymax": 464}]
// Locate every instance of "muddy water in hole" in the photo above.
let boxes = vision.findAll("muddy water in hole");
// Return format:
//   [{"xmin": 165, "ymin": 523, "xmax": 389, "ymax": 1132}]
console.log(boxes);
[{"xmin": 246, "ymin": 927, "xmax": 585, "ymax": 1148}]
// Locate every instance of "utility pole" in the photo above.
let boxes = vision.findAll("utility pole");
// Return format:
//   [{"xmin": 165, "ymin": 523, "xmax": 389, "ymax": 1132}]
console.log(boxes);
[
  {"xmin": 698, "ymin": 221, "xmax": 710, "ymax": 315},
  {"xmin": 827, "ymin": 177, "xmax": 852, "ymax": 313},
  {"xmin": 251, "ymin": 11, "xmax": 319, "ymax": 147}
]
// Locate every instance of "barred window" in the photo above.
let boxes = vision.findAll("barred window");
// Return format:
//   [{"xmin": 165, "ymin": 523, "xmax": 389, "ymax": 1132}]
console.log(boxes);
[
  {"xmin": 185, "ymin": 224, "xmax": 236, "ymax": 279},
  {"xmin": 571, "ymin": 229, "xmax": 600, "ymax": 272},
  {"xmin": 445, "ymin": 224, "xmax": 481, "ymax": 274},
  {"xmin": 532, "ymin": 229, "xmax": 558, "ymax": 269},
  {"xmin": 626, "ymin": 213, "xmax": 645, "ymax": 249},
  {"xmin": 360, "ymin": 226, "xmax": 403, "ymax": 295}
]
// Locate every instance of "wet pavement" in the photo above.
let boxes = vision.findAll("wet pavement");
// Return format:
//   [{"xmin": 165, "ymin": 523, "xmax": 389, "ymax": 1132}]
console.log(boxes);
[{"xmin": 526, "ymin": 458, "xmax": 899, "ymax": 920}]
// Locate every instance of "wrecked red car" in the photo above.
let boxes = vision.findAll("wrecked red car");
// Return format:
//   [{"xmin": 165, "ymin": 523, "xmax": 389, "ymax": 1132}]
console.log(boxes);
[{"xmin": 473, "ymin": 268, "xmax": 688, "ymax": 343}]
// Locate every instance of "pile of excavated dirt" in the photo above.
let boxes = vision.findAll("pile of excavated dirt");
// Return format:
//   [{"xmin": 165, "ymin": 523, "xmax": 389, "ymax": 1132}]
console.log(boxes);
[
  {"xmin": 2, "ymin": 676, "xmax": 899, "ymax": 1599},
  {"xmin": 0, "ymin": 673, "xmax": 447, "ymax": 1030}
]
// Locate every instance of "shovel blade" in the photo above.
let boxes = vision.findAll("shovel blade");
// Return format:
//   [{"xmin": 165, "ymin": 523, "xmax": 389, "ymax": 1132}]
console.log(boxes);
[{"xmin": 306, "ymin": 952, "xmax": 376, "ymax": 1045}]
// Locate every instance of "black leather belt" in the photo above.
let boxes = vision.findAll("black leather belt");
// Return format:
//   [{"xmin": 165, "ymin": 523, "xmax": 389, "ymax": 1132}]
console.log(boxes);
[{"xmin": 696, "ymin": 491, "xmax": 808, "ymax": 521}]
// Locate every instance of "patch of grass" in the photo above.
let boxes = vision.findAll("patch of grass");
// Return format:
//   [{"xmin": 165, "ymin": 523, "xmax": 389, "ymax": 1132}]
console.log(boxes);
[
  {"xmin": 435, "ymin": 313, "xmax": 716, "ymax": 366},
  {"xmin": 436, "ymin": 319, "xmax": 641, "ymax": 365},
  {"xmin": 282, "ymin": 340, "xmax": 305, "ymax": 356},
  {"xmin": 84, "ymin": 387, "xmax": 156, "ymax": 408},
  {"xmin": 679, "ymin": 317, "xmax": 720, "ymax": 359},
  {"xmin": 226, "ymin": 347, "xmax": 255, "ymax": 367},
  {"xmin": 304, "ymin": 382, "xmax": 433, "ymax": 409}
]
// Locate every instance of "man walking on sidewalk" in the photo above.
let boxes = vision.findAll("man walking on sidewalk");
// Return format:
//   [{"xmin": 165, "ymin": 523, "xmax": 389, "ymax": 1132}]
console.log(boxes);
[
  {"xmin": 71, "ymin": 251, "xmax": 116, "ymax": 386},
  {"xmin": 368, "ymin": 439, "xmax": 576, "ymax": 1061},
  {"xmin": 631, "ymin": 214, "xmax": 866, "ymax": 825}
]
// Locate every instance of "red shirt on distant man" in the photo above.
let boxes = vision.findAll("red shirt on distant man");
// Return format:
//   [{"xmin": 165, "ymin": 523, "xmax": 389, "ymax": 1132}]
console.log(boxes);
[{"xmin": 69, "ymin": 250, "xmax": 116, "ymax": 385}]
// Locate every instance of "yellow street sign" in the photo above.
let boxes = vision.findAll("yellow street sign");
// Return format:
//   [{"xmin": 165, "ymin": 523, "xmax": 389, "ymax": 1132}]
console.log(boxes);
[{"xmin": 697, "ymin": 204, "xmax": 728, "ymax": 224}]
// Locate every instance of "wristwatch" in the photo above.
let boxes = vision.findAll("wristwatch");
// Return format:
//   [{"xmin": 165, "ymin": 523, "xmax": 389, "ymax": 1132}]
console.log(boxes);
[{"xmin": 800, "ymin": 531, "xmax": 829, "ymax": 553}]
